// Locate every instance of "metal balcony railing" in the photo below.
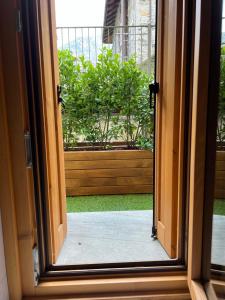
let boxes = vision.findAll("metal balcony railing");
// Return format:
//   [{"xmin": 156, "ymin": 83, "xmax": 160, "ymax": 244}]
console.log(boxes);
[
  {"xmin": 222, "ymin": 16, "xmax": 225, "ymax": 46},
  {"xmin": 56, "ymin": 25, "xmax": 155, "ymax": 75}
]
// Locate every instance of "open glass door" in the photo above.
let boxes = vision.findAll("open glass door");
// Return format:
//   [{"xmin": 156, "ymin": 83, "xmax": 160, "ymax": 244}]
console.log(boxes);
[{"xmin": 22, "ymin": 0, "xmax": 189, "ymax": 269}]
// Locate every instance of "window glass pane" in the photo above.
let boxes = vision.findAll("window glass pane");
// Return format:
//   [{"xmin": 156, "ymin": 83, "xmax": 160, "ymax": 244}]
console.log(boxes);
[
  {"xmin": 32, "ymin": 0, "xmax": 187, "ymax": 269},
  {"xmin": 55, "ymin": 0, "xmax": 167, "ymax": 266},
  {"xmin": 211, "ymin": 1, "xmax": 225, "ymax": 289}
]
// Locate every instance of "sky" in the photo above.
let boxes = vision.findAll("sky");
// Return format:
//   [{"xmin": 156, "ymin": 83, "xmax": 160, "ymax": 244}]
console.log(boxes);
[
  {"xmin": 55, "ymin": 0, "xmax": 225, "ymax": 31},
  {"xmin": 55, "ymin": 0, "xmax": 106, "ymax": 27}
]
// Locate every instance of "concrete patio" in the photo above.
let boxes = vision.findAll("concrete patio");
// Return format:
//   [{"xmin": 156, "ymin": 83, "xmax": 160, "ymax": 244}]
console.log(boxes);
[
  {"xmin": 56, "ymin": 211, "xmax": 225, "ymax": 266},
  {"xmin": 56, "ymin": 210, "xmax": 169, "ymax": 265},
  {"xmin": 211, "ymin": 214, "xmax": 225, "ymax": 266}
]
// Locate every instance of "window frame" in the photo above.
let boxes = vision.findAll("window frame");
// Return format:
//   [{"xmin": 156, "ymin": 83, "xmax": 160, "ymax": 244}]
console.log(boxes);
[
  {"xmin": 20, "ymin": 0, "xmax": 195, "ymax": 280},
  {"xmin": 0, "ymin": 0, "xmax": 220, "ymax": 298},
  {"xmin": 186, "ymin": 0, "xmax": 225, "ymax": 298},
  {"xmin": 198, "ymin": 0, "xmax": 225, "ymax": 290}
]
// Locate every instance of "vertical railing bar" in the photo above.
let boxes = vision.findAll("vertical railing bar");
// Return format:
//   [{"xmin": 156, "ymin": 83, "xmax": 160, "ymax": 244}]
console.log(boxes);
[
  {"xmin": 114, "ymin": 28, "xmax": 116, "ymax": 54},
  {"xmin": 56, "ymin": 29, "xmax": 58, "ymax": 50},
  {"xmin": 148, "ymin": 24, "xmax": 151, "ymax": 75},
  {"xmin": 101, "ymin": 27, "xmax": 103, "ymax": 51},
  {"xmin": 68, "ymin": 28, "xmax": 70, "ymax": 51},
  {"xmin": 81, "ymin": 27, "xmax": 84, "ymax": 56},
  {"xmin": 61, "ymin": 28, "xmax": 63, "ymax": 50},
  {"xmin": 95, "ymin": 27, "xmax": 97, "ymax": 65},
  {"xmin": 74, "ymin": 28, "xmax": 77, "ymax": 60},
  {"xmin": 88, "ymin": 27, "xmax": 90, "ymax": 61},
  {"xmin": 107, "ymin": 27, "xmax": 110, "ymax": 49},
  {"xmin": 135, "ymin": 26, "xmax": 137, "ymax": 64},
  {"xmin": 140, "ymin": 26, "xmax": 143, "ymax": 64},
  {"xmin": 127, "ymin": 27, "xmax": 129, "ymax": 60},
  {"xmin": 122, "ymin": 26, "xmax": 124, "ymax": 61}
]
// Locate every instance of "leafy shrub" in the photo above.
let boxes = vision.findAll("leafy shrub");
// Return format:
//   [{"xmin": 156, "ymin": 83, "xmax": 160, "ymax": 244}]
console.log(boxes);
[
  {"xmin": 218, "ymin": 46, "xmax": 225, "ymax": 147},
  {"xmin": 58, "ymin": 48, "xmax": 153, "ymax": 150}
]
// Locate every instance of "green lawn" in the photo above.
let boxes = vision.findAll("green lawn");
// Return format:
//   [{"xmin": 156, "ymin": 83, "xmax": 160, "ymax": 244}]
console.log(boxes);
[
  {"xmin": 66, "ymin": 194, "xmax": 225, "ymax": 215},
  {"xmin": 67, "ymin": 194, "xmax": 153, "ymax": 212},
  {"xmin": 214, "ymin": 199, "xmax": 225, "ymax": 215}
]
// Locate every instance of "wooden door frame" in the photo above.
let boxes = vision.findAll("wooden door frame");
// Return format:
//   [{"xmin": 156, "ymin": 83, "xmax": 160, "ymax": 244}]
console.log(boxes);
[
  {"xmin": 0, "ymin": 0, "xmax": 221, "ymax": 298},
  {"xmin": 20, "ymin": 0, "xmax": 184, "ymax": 276},
  {"xmin": 187, "ymin": 0, "xmax": 223, "ymax": 299},
  {"xmin": 21, "ymin": 0, "xmax": 190, "ymax": 277},
  {"xmin": 22, "ymin": 0, "xmax": 67, "ymax": 265}
]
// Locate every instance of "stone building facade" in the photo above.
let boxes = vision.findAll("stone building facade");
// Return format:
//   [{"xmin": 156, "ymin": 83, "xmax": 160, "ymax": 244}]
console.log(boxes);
[{"xmin": 104, "ymin": 0, "xmax": 156, "ymax": 74}]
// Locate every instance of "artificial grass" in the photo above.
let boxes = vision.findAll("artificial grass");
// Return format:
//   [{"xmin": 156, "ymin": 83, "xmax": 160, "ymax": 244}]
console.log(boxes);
[
  {"xmin": 67, "ymin": 194, "xmax": 153, "ymax": 212},
  {"xmin": 214, "ymin": 199, "xmax": 225, "ymax": 215},
  {"xmin": 66, "ymin": 194, "xmax": 225, "ymax": 215}
]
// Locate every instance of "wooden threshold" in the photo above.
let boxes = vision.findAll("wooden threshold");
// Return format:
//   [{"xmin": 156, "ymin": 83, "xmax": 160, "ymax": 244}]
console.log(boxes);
[{"xmin": 23, "ymin": 290, "xmax": 190, "ymax": 300}]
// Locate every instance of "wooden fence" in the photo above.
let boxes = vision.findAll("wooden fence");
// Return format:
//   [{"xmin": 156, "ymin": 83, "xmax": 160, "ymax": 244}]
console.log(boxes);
[{"xmin": 65, "ymin": 150, "xmax": 225, "ymax": 198}]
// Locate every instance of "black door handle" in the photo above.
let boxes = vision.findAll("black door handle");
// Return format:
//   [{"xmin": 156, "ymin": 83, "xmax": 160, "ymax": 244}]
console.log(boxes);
[
  {"xmin": 149, "ymin": 82, "xmax": 159, "ymax": 109},
  {"xmin": 57, "ymin": 85, "xmax": 63, "ymax": 104}
]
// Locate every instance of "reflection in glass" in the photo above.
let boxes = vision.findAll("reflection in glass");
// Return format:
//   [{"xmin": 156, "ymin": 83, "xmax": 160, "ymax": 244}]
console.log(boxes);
[{"xmin": 211, "ymin": 0, "xmax": 225, "ymax": 270}]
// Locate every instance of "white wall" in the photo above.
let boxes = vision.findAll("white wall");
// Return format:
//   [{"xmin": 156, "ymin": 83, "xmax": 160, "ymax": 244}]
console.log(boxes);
[{"xmin": 0, "ymin": 211, "xmax": 9, "ymax": 300}]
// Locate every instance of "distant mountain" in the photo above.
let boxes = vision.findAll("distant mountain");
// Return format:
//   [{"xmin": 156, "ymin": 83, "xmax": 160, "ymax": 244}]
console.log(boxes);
[
  {"xmin": 57, "ymin": 36, "xmax": 111, "ymax": 64},
  {"xmin": 222, "ymin": 32, "xmax": 225, "ymax": 45}
]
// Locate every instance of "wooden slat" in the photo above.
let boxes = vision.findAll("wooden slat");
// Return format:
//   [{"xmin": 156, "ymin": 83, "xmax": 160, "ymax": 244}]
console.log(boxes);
[
  {"xmin": 215, "ymin": 160, "xmax": 225, "ymax": 171},
  {"xmin": 215, "ymin": 189, "xmax": 225, "ymax": 199},
  {"xmin": 65, "ymin": 179, "xmax": 81, "ymax": 188},
  {"xmin": 216, "ymin": 151, "xmax": 225, "ymax": 161},
  {"xmin": 64, "ymin": 150, "xmax": 154, "ymax": 196},
  {"xmin": 66, "ymin": 176, "xmax": 153, "ymax": 188},
  {"xmin": 65, "ymin": 159, "xmax": 152, "ymax": 170},
  {"xmin": 214, "ymin": 179, "xmax": 225, "ymax": 190},
  {"xmin": 117, "ymin": 176, "xmax": 153, "ymax": 186},
  {"xmin": 214, "ymin": 171, "xmax": 225, "ymax": 180},
  {"xmin": 65, "ymin": 168, "xmax": 152, "ymax": 179},
  {"xmin": 64, "ymin": 150, "xmax": 153, "ymax": 161},
  {"xmin": 215, "ymin": 152, "xmax": 225, "ymax": 198},
  {"xmin": 64, "ymin": 150, "xmax": 225, "ymax": 197},
  {"xmin": 66, "ymin": 185, "xmax": 152, "ymax": 196}
]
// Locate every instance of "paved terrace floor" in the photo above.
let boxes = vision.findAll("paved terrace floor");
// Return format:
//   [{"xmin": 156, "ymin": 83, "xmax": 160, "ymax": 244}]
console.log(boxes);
[
  {"xmin": 212, "ymin": 214, "xmax": 225, "ymax": 266},
  {"xmin": 56, "ymin": 210, "xmax": 169, "ymax": 265},
  {"xmin": 56, "ymin": 210, "xmax": 225, "ymax": 265}
]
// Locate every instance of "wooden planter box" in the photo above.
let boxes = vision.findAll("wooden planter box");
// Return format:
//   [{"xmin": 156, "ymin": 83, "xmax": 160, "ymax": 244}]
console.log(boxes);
[
  {"xmin": 64, "ymin": 150, "xmax": 225, "ymax": 198},
  {"xmin": 215, "ymin": 151, "xmax": 225, "ymax": 199},
  {"xmin": 64, "ymin": 150, "xmax": 153, "ymax": 196}
]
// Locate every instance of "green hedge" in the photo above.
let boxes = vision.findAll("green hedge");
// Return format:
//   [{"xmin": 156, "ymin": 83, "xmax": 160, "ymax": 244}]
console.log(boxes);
[
  {"xmin": 218, "ymin": 46, "xmax": 225, "ymax": 147},
  {"xmin": 58, "ymin": 48, "xmax": 154, "ymax": 150}
]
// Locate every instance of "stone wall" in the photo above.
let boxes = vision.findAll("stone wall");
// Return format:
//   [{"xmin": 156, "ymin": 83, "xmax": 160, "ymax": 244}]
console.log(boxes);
[
  {"xmin": 128, "ymin": 0, "xmax": 151, "ymax": 26},
  {"xmin": 112, "ymin": 0, "xmax": 156, "ymax": 75}
]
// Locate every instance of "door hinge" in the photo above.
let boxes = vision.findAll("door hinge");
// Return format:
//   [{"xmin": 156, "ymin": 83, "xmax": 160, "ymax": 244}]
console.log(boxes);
[
  {"xmin": 32, "ymin": 245, "xmax": 40, "ymax": 286},
  {"xmin": 24, "ymin": 131, "xmax": 33, "ymax": 168},
  {"xmin": 16, "ymin": 9, "xmax": 22, "ymax": 33}
]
